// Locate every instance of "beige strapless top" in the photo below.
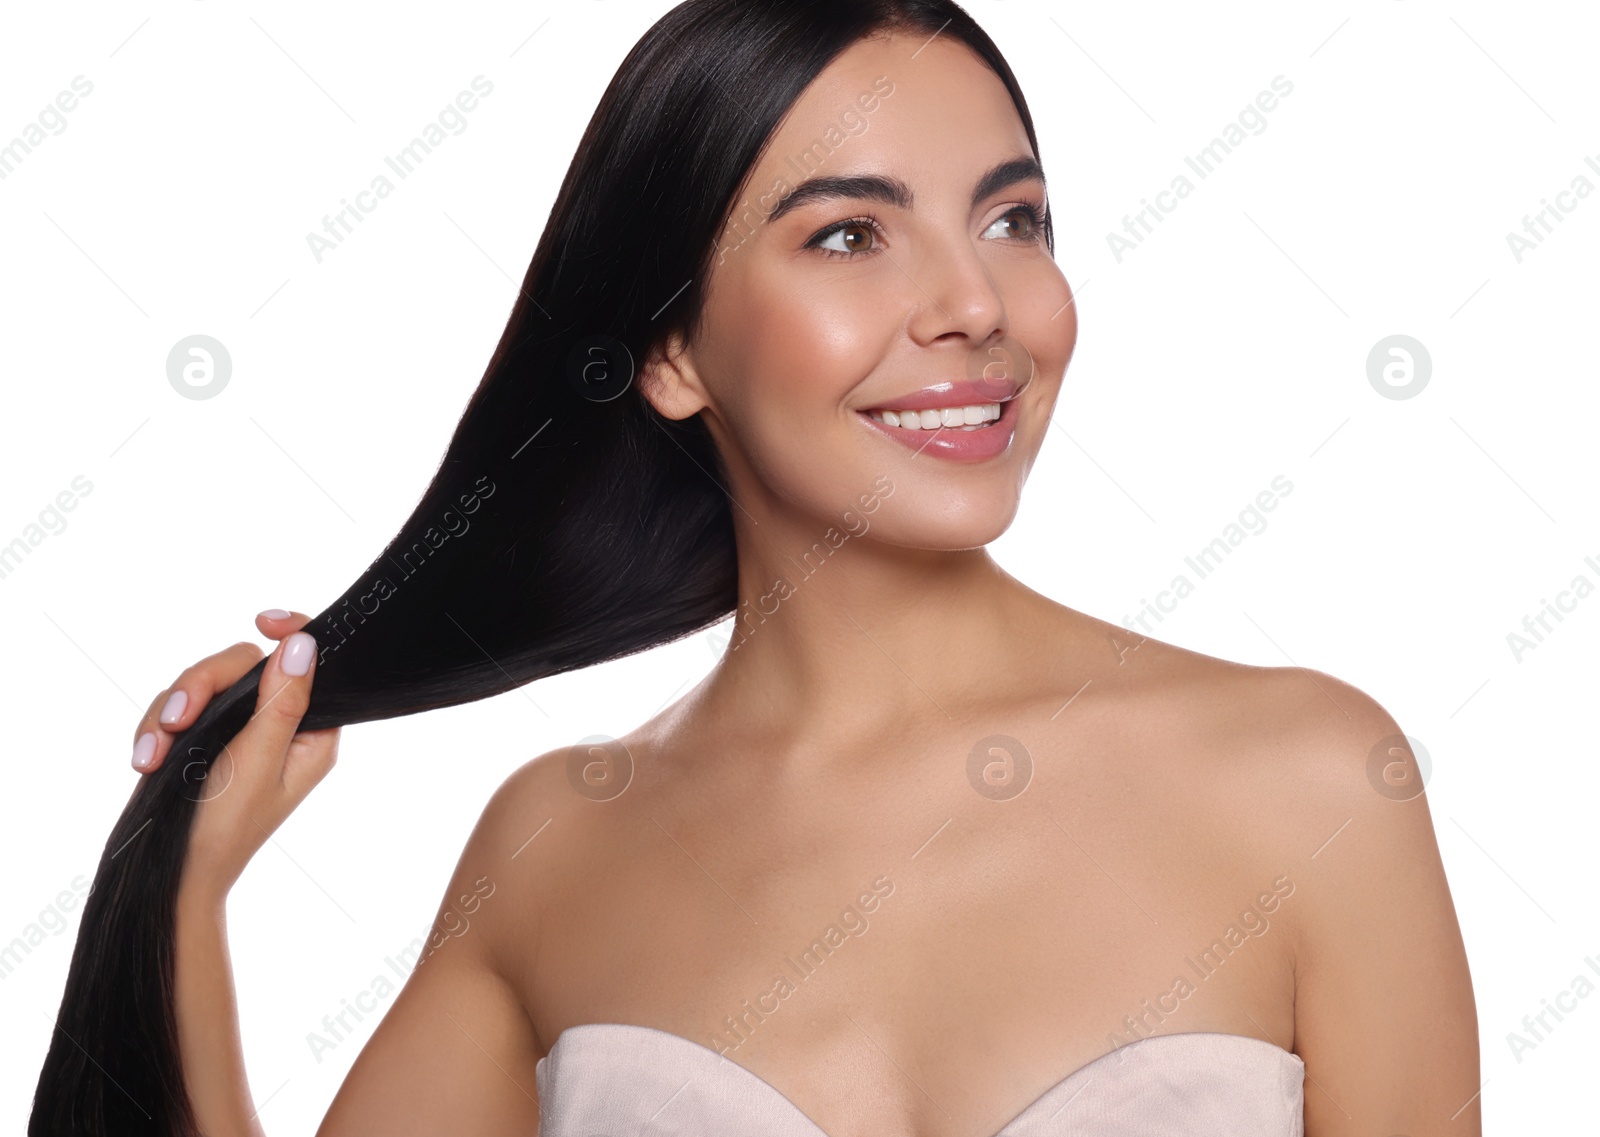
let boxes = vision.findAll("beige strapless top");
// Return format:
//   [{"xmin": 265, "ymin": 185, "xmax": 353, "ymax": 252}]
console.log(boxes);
[{"xmin": 534, "ymin": 1024, "xmax": 1305, "ymax": 1135}]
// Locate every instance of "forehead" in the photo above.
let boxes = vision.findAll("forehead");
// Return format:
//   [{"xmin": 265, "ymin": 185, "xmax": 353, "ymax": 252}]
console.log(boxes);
[{"xmin": 746, "ymin": 31, "xmax": 1033, "ymax": 202}]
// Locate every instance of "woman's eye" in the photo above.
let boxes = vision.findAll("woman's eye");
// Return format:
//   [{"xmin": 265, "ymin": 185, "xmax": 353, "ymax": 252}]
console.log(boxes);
[
  {"xmin": 813, "ymin": 220, "xmax": 878, "ymax": 256},
  {"xmin": 984, "ymin": 206, "xmax": 1042, "ymax": 242},
  {"xmin": 810, "ymin": 205, "xmax": 1042, "ymax": 258}
]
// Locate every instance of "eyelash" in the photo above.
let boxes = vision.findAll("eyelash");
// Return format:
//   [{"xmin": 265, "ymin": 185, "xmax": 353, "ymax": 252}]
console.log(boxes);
[{"xmin": 806, "ymin": 201, "xmax": 1048, "ymax": 259}]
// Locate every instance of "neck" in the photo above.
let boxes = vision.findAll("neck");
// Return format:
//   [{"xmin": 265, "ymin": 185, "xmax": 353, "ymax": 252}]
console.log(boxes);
[{"xmin": 689, "ymin": 500, "xmax": 1060, "ymax": 750}]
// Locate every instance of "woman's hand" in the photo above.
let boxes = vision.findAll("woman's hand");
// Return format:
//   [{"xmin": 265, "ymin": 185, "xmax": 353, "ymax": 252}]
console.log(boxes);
[{"xmin": 131, "ymin": 609, "xmax": 341, "ymax": 904}]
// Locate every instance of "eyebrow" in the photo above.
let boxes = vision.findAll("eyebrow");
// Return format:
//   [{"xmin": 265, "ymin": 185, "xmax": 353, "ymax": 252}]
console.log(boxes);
[{"xmin": 764, "ymin": 155, "xmax": 1046, "ymax": 225}]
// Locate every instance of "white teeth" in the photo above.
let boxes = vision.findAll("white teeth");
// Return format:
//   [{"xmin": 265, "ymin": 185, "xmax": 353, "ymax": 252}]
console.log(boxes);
[{"xmin": 868, "ymin": 403, "xmax": 1002, "ymax": 431}]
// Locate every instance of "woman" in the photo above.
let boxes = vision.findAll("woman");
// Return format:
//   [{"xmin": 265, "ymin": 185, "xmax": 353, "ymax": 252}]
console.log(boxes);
[{"xmin": 32, "ymin": 1, "xmax": 1479, "ymax": 1134}]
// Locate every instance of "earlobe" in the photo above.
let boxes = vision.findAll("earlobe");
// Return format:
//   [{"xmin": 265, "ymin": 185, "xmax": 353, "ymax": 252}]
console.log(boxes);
[{"xmin": 639, "ymin": 334, "xmax": 711, "ymax": 422}]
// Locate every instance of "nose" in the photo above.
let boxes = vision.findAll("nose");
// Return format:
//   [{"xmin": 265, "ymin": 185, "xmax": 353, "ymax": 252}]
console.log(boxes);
[{"xmin": 904, "ymin": 234, "xmax": 1009, "ymax": 352}]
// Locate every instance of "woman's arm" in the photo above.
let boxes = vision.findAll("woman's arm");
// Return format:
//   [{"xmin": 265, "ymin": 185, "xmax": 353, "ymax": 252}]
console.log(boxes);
[
  {"xmin": 142, "ymin": 615, "xmax": 546, "ymax": 1135},
  {"xmin": 173, "ymin": 810, "xmax": 546, "ymax": 1137},
  {"xmin": 311, "ymin": 777, "xmax": 548, "ymax": 1136},
  {"xmin": 139, "ymin": 619, "xmax": 342, "ymax": 1136},
  {"xmin": 174, "ymin": 886, "xmax": 265, "ymax": 1137},
  {"xmin": 1285, "ymin": 674, "xmax": 1481, "ymax": 1136}
]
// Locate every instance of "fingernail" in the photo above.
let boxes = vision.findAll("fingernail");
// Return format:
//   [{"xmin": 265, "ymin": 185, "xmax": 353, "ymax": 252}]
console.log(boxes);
[
  {"xmin": 132, "ymin": 732, "xmax": 157, "ymax": 770},
  {"xmin": 159, "ymin": 689, "xmax": 188, "ymax": 725},
  {"xmin": 281, "ymin": 631, "xmax": 316, "ymax": 677},
  {"xmin": 260, "ymin": 608, "xmax": 291, "ymax": 621}
]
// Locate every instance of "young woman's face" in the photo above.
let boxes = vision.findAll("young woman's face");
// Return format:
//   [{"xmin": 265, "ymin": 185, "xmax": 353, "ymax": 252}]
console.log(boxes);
[{"xmin": 647, "ymin": 30, "xmax": 1077, "ymax": 550}]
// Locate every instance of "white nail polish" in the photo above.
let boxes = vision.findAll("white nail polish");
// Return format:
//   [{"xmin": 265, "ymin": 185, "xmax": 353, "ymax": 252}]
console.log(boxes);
[
  {"xmin": 159, "ymin": 690, "xmax": 188, "ymax": 726},
  {"xmin": 132, "ymin": 732, "xmax": 157, "ymax": 770}
]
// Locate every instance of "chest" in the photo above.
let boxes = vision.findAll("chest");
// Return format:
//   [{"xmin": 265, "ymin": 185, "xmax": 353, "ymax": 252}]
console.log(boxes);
[{"xmin": 514, "ymin": 763, "xmax": 1299, "ymax": 1135}]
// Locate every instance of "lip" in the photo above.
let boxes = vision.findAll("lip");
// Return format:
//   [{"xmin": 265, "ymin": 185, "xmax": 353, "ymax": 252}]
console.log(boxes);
[
  {"xmin": 859, "ymin": 377, "xmax": 1020, "ymax": 414},
  {"xmin": 857, "ymin": 393, "xmax": 1021, "ymax": 463}
]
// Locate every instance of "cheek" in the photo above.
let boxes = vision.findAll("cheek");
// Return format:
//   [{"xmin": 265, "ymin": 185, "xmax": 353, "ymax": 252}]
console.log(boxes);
[
  {"xmin": 719, "ymin": 268, "xmax": 888, "ymax": 417},
  {"xmin": 701, "ymin": 269, "xmax": 895, "ymax": 508},
  {"xmin": 1012, "ymin": 262, "xmax": 1077, "ymax": 374},
  {"xmin": 1004, "ymin": 262, "xmax": 1077, "ymax": 422}
]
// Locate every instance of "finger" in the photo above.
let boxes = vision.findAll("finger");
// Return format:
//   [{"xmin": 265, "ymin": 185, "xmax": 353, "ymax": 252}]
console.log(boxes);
[
  {"xmin": 282, "ymin": 725, "xmax": 341, "ymax": 803},
  {"xmin": 254, "ymin": 608, "xmax": 313, "ymax": 640},
  {"xmin": 133, "ymin": 641, "xmax": 265, "ymax": 775},
  {"xmin": 233, "ymin": 631, "xmax": 321, "ymax": 791}
]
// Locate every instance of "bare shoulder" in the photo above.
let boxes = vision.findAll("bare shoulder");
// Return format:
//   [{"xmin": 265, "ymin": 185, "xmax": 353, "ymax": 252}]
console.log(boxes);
[
  {"xmin": 471, "ymin": 743, "xmax": 585, "ymax": 857},
  {"xmin": 455, "ymin": 740, "xmax": 606, "ymax": 912},
  {"xmin": 1079, "ymin": 622, "xmax": 1444, "ymax": 935},
  {"xmin": 1100, "ymin": 626, "xmax": 1419, "ymax": 811},
  {"xmin": 1104, "ymin": 631, "xmax": 1478, "ymax": 1127},
  {"xmin": 315, "ymin": 747, "xmax": 595, "ymax": 1133},
  {"xmin": 455, "ymin": 732, "xmax": 654, "ymax": 927},
  {"xmin": 1034, "ymin": 603, "xmax": 1433, "ymax": 857},
  {"xmin": 1165, "ymin": 646, "xmax": 1440, "ymax": 870}
]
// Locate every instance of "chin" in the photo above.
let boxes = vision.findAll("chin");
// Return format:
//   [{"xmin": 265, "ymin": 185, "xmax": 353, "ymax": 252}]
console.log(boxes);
[{"xmin": 870, "ymin": 497, "xmax": 1022, "ymax": 552}]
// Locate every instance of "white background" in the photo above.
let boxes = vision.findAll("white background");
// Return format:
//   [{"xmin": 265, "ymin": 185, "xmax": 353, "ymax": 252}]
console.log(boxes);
[{"xmin": 1, "ymin": 1, "xmax": 1595, "ymax": 1132}]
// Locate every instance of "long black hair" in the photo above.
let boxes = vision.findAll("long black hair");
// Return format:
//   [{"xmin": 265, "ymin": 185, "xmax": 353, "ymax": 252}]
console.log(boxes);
[{"xmin": 30, "ymin": 1, "xmax": 1051, "ymax": 1132}]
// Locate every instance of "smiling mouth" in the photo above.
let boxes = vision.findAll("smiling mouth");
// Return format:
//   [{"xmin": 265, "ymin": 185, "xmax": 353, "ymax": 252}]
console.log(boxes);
[{"xmin": 862, "ymin": 403, "xmax": 1003, "ymax": 432}]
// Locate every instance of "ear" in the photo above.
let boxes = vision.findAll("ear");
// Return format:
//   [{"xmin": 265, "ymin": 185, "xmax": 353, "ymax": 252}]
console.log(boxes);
[{"xmin": 638, "ymin": 330, "xmax": 711, "ymax": 422}]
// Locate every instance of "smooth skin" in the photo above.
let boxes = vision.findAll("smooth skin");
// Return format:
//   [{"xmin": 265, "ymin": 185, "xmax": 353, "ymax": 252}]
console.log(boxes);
[{"xmin": 144, "ymin": 29, "xmax": 1480, "ymax": 1137}]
